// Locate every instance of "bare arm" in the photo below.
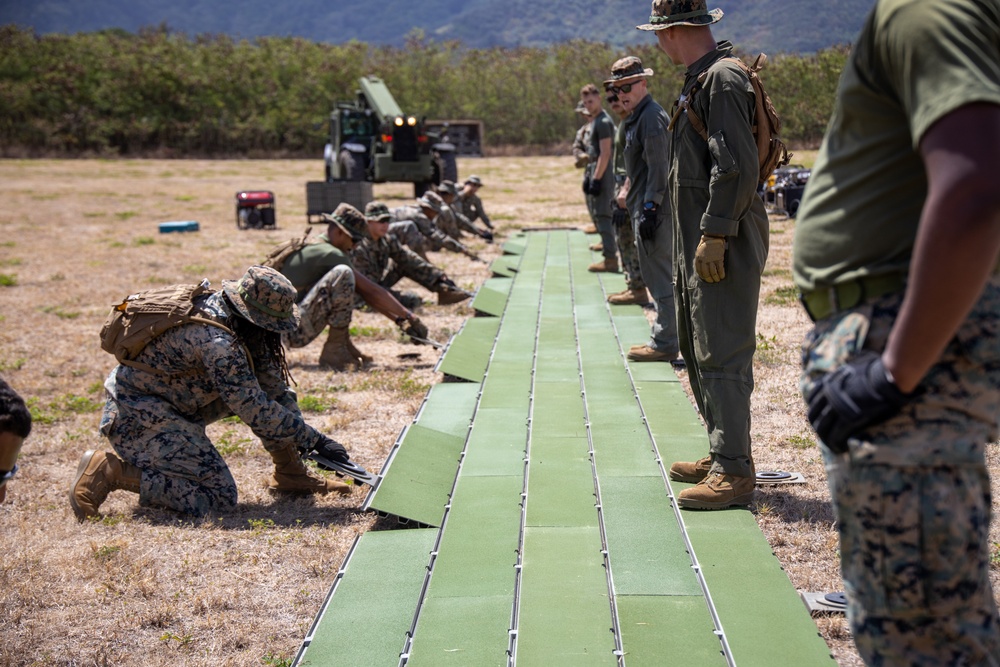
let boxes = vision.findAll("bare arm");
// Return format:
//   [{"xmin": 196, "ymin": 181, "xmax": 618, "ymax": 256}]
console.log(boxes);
[
  {"xmin": 593, "ymin": 136, "xmax": 612, "ymax": 181},
  {"xmin": 353, "ymin": 269, "xmax": 413, "ymax": 324},
  {"xmin": 883, "ymin": 103, "xmax": 1000, "ymax": 392}
]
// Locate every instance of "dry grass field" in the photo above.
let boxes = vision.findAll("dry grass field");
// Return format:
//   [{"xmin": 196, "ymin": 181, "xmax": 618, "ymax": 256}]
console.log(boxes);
[{"xmin": 0, "ymin": 156, "xmax": 997, "ymax": 667}]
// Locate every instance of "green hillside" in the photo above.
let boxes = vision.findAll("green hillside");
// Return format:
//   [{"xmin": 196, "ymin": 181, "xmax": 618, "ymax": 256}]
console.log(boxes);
[{"xmin": 1, "ymin": 0, "xmax": 871, "ymax": 54}]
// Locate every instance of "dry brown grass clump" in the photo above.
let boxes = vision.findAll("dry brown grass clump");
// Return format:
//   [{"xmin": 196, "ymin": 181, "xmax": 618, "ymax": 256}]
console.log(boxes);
[{"xmin": 1, "ymin": 156, "xmax": 996, "ymax": 667}]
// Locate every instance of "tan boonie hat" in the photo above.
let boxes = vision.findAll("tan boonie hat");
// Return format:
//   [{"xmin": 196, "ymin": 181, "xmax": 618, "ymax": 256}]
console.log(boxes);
[
  {"xmin": 603, "ymin": 56, "xmax": 655, "ymax": 87},
  {"xmin": 222, "ymin": 265, "xmax": 300, "ymax": 333},
  {"xmin": 322, "ymin": 203, "xmax": 368, "ymax": 242},
  {"xmin": 465, "ymin": 175, "xmax": 483, "ymax": 187},
  {"xmin": 417, "ymin": 191, "xmax": 444, "ymax": 215},
  {"xmin": 636, "ymin": 0, "xmax": 723, "ymax": 31},
  {"xmin": 364, "ymin": 201, "xmax": 392, "ymax": 222}
]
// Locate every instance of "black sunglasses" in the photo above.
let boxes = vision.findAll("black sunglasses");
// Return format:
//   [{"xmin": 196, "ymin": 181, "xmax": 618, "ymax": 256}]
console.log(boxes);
[
  {"xmin": 605, "ymin": 94, "xmax": 619, "ymax": 103},
  {"xmin": 611, "ymin": 82, "xmax": 636, "ymax": 94}
]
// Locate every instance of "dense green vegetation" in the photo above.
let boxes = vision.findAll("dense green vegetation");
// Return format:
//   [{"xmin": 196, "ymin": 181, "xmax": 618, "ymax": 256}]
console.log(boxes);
[{"xmin": 0, "ymin": 25, "xmax": 847, "ymax": 157}]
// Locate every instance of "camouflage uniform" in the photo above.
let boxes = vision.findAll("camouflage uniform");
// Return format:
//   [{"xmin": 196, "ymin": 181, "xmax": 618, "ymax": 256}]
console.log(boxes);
[
  {"xmin": 351, "ymin": 234, "xmax": 446, "ymax": 310},
  {"xmin": 99, "ymin": 290, "xmax": 325, "ymax": 516},
  {"xmin": 387, "ymin": 220, "xmax": 427, "ymax": 257},
  {"xmin": 278, "ymin": 234, "xmax": 357, "ymax": 350},
  {"xmin": 793, "ymin": 0, "xmax": 1000, "ymax": 661},
  {"xmin": 800, "ymin": 280, "xmax": 1000, "ymax": 665},
  {"xmin": 457, "ymin": 189, "xmax": 491, "ymax": 229},
  {"xmin": 390, "ymin": 203, "xmax": 471, "ymax": 256}
]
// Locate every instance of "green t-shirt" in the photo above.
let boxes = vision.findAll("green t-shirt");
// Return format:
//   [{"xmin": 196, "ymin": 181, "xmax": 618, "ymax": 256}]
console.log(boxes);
[
  {"xmin": 279, "ymin": 234, "xmax": 353, "ymax": 301},
  {"xmin": 793, "ymin": 0, "xmax": 1000, "ymax": 292}
]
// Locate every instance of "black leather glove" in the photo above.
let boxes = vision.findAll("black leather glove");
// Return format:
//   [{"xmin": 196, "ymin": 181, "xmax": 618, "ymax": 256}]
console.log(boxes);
[
  {"xmin": 438, "ymin": 276, "xmax": 458, "ymax": 290},
  {"xmin": 403, "ymin": 317, "xmax": 429, "ymax": 343},
  {"xmin": 308, "ymin": 435, "xmax": 350, "ymax": 466},
  {"xmin": 586, "ymin": 178, "xmax": 602, "ymax": 196},
  {"xmin": 481, "ymin": 229, "xmax": 494, "ymax": 243},
  {"xmin": 611, "ymin": 206, "xmax": 629, "ymax": 227},
  {"xmin": 582, "ymin": 176, "xmax": 592, "ymax": 194},
  {"xmin": 806, "ymin": 352, "xmax": 911, "ymax": 454},
  {"xmin": 639, "ymin": 205, "xmax": 659, "ymax": 241}
]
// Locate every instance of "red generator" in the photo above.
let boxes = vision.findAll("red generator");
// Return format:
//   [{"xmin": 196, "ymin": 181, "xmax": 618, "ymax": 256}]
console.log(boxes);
[{"xmin": 235, "ymin": 190, "xmax": 276, "ymax": 229}]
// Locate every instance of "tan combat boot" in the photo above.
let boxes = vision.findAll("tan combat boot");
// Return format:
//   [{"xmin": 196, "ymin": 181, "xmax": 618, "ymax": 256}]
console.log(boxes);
[
  {"xmin": 319, "ymin": 326, "xmax": 362, "ymax": 371},
  {"xmin": 677, "ymin": 472, "xmax": 755, "ymax": 510},
  {"xmin": 587, "ymin": 257, "xmax": 619, "ymax": 273},
  {"xmin": 69, "ymin": 450, "xmax": 141, "ymax": 521},
  {"xmin": 345, "ymin": 337, "xmax": 373, "ymax": 366},
  {"xmin": 437, "ymin": 286, "xmax": 472, "ymax": 305},
  {"xmin": 588, "ymin": 242, "xmax": 604, "ymax": 252},
  {"xmin": 607, "ymin": 288, "xmax": 649, "ymax": 305},
  {"xmin": 669, "ymin": 456, "xmax": 713, "ymax": 483},
  {"xmin": 267, "ymin": 444, "xmax": 352, "ymax": 496},
  {"xmin": 627, "ymin": 345, "xmax": 674, "ymax": 362},
  {"xmin": 583, "ymin": 224, "xmax": 598, "ymax": 234}
]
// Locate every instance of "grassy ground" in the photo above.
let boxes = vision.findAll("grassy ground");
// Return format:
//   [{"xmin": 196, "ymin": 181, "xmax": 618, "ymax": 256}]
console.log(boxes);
[{"xmin": 0, "ymin": 156, "xmax": 996, "ymax": 667}]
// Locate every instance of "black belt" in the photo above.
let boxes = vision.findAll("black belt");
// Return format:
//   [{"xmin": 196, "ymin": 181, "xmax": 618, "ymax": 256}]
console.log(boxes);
[{"xmin": 800, "ymin": 273, "xmax": 906, "ymax": 322}]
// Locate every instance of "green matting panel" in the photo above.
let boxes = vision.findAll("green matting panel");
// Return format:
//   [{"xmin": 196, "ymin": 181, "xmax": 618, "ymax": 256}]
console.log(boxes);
[
  {"xmin": 472, "ymin": 276, "xmax": 513, "ymax": 315},
  {"xmin": 366, "ymin": 424, "xmax": 465, "ymax": 527},
  {"xmin": 303, "ymin": 229, "xmax": 836, "ymax": 667},
  {"xmin": 437, "ymin": 316, "xmax": 501, "ymax": 382},
  {"xmin": 294, "ymin": 528, "xmax": 435, "ymax": 666}
]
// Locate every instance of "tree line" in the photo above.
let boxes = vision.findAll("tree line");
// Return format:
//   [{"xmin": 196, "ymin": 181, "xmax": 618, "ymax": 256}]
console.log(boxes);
[{"xmin": 0, "ymin": 25, "xmax": 848, "ymax": 157}]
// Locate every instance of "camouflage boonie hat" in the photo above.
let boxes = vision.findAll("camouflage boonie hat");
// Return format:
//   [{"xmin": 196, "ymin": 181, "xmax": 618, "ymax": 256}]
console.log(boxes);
[
  {"xmin": 222, "ymin": 265, "xmax": 300, "ymax": 334},
  {"xmin": 603, "ymin": 56, "xmax": 655, "ymax": 87},
  {"xmin": 636, "ymin": 0, "xmax": 723, "ymax": 31},
  {"xmin": 465, "ymin": 175, "xmax": 483, "ymax": 187},
  {"xmin": 364, "ymin": 201, "xmax": 392, "ymax": 222},
  {"xmin": 417, "ymin": 191, "xmax": 444, "ymax": 215},
  {"xmin": 436, "ymin": 180, "xmax": 459, "ymax": 197},
  {"xmin": 322, "ymin": 203, "xmax": 368, "ymax": 242}
]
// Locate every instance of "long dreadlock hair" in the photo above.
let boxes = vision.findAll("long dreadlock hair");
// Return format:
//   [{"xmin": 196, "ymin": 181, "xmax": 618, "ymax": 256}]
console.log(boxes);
[{"xmin": 228, "ymin": 311, "xmax": 295, "ymax": 387}]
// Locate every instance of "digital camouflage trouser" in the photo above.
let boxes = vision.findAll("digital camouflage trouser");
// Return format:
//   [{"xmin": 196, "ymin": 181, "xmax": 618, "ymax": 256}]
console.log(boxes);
[
  {"xmin": 101, "ymin": 393, "xmax": 238, "ymax": 516},
  {"xmin": 800, "ymin": 276, "xmax": 1000, "ymax": 666},
  {"xmin": 284, "ymin": 264, "xmax": 355, "ymax": 348}
]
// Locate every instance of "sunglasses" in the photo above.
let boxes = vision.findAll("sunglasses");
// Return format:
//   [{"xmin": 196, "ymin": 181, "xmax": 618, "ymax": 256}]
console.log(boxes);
[
  {"xmin": 605, "ymin": 94, "xmax": 619, "ymax": 103},
  {"xmin": 611, "ymin": 82, "xmax": 636, "ymax": 94}
]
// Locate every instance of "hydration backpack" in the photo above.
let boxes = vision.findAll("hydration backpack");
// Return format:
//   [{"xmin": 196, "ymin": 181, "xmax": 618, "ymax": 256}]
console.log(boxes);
[
  {"xmin": 678, "ymin": 53, "xmax": 791, "ymax": 185},
  {"xmin": 99, "ymin": 280, "xmax": 235, "ymax": 375},
  {"xmin": 261, "ymin": 227, "xmax": 315, "ymax": 272}
]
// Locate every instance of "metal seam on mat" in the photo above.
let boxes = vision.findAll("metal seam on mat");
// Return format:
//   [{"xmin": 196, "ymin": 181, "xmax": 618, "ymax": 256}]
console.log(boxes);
[
  {"xmin": 596, "ymin": 261, "xmax": 737, "ymax": 667},
  {"xmin": 508, "ymin": 231, "xmax": 549, "ymax": 666},
  {"xmin": 397, "ymin": 248, "xmax": 516, "ymax": 667},
  {"xmin": 571, "ymin": 233, "xmax": 627, "ymax": 666}
]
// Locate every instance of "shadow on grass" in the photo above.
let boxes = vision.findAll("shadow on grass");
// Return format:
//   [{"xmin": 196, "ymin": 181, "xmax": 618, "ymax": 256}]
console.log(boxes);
[
  {"xmin": 754, "ymin": 486, "xmax": 836, "ymax": 525},
  {"xmin": 129, "ymin": 495, "xmax": 369, "ymax": 530}
]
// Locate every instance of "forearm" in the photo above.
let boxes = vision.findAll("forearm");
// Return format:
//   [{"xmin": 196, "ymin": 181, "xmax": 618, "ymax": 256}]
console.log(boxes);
[
  {"xmin": 354, "ymin": 270, "xmax": 412, "ymax": 323},
  {"xmin": 883, "ymin": 197, "xmax": 1000, "ymax": 392}
]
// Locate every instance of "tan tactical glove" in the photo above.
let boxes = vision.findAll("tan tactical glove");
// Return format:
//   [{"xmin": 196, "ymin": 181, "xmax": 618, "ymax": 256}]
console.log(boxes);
[{"xmin": 694, "ymin": 235, "xmax": 727, "ymax": 283}]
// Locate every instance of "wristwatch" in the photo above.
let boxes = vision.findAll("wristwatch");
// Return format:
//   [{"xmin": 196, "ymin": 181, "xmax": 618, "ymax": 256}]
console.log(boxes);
[{"xmin": 643, "ymin": 201, "xmax": 657, "ymax": 212}]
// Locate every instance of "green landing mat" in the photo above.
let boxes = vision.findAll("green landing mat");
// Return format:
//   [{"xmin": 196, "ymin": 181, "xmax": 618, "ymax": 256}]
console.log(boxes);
[
  {"xmin": 617, "ymin": 596, "xmax": 727, "ymax": 666},
  {"xmin": 411, "ymin": 382, "xmax": 480, "ymax": 439},
  {"xmin": 293, "ymin": 528, "xmax": 435, "ymax": 666},
  {"xmin": 366, "ymin": 424, "xmax": 465, "ymax": 527},
  {"xmin": 472, "ymin": 276, "xmax": 513, "ymax": 316},
  {"xmin": 490, "ymin": 253, "xmax": 521, "ymax": 277},
  {"xmin": 437, "ymin": 316, "xmax": 501, "ymax": 382}
]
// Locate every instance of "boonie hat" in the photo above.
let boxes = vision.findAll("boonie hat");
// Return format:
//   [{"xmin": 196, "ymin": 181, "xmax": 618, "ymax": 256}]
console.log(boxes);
[
  {"xmin": 222, "ymin": 265, "xmax": 300, "ymax": 334},
  {"xmin": 636, "ymin": 0, "xmax": 723, "ymax": 31},
  {"xmin": 603, "ymin": 56, "xmax": 655, "ymax": 87},
  {"xmin": 364, "ymin": 201, "xmax": 392, "ymax": 222},
  {"xmin": 465, "ymin": 175, "xmax": 483, "ymax": 187},
  {"xmin": 436, "ymin": 180, "xmax": 459, "ymax": 197},
  {"xmin": 322, "ymin": 203, "xmax": 368, "ymax": 242},
  {"xmin": 417, "ymin": 191, "xmax": 444, "ymax": 215}
]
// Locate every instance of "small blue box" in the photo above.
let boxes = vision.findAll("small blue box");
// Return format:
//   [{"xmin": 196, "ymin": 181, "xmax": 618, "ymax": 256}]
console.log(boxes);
[{"xmin": 159, "ymin": 221, "xmax": 200, "ymax": 233}]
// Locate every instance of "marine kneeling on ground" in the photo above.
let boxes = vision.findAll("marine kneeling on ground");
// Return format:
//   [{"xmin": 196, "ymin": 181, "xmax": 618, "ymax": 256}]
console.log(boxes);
[
  {"xmin": 352, "ymin": 201, "xmax": 474, "ymax": 311},
  {"xmin": 271, "ymin": 203, "xmax": 430, "ymax": 371},
  {"xmin": 71, "ymin": 266, "xmax": 359, "ymax": 520}
]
